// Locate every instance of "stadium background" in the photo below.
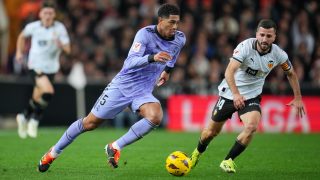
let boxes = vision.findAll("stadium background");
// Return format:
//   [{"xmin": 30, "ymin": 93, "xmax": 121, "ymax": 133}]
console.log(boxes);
[{"xmin": 0, "ymin": 0, "xmax": 319, "ymax": 132}]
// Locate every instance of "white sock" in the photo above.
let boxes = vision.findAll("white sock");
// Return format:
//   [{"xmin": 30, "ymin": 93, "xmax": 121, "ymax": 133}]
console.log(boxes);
[
  {"xmin": 112, "ymin": 142, "xmax": 121, "ymax": 150},
  {"xmin": 50, "ymin": 146, "xmax": 60, "ymax": 158}
]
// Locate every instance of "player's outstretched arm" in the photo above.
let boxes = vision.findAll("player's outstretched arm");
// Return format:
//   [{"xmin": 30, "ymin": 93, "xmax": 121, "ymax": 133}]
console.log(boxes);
[{"xmin": 285, "ymin": 68, "xmax": 305, "ymax": 118}]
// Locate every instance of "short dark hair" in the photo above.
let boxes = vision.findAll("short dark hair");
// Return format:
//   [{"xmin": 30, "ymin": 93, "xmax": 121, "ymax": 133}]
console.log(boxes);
[
  {"xmin": 257, "ymin": 19, "xmax": 277, "ymax": 32},
  {"xmin": 41, "ymin": 0, "xmax": 56, "ymax": 9},
  {"xmin": 158, "ymin": 3, "xmax": 180, "ymax": 18}
]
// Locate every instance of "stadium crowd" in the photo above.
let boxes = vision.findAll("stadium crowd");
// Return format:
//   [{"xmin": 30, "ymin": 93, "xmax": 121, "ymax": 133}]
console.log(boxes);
[{"xmin": 2, "ymin": 0, "xmax": 320, "ymax": 96}]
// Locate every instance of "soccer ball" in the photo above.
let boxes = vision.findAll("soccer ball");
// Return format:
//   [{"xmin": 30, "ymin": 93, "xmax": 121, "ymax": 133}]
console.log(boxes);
[{"xmin": 165, "ymin": 151, "xmax": 191, "ymax": 176}]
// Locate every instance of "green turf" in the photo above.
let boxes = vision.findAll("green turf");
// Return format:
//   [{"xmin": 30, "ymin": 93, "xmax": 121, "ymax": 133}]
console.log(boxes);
[{"xmin": 0, "ymin": 128, "xmax": 319, "ymax": 179}]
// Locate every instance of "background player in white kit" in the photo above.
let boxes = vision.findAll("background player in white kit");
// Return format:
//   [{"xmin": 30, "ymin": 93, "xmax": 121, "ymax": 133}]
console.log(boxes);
[
  {"xmin": 15, "ymin": 1, "xmax": 71, "ymax": 138},
  {"xmin": 190, "ymin": 19, "xmax": 305, "ymax": 173}
]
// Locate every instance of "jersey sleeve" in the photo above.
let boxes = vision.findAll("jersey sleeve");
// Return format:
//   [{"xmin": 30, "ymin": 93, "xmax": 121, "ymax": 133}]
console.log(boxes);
[
  {"xmin": 22, "ymin": 23, "xmax": 34, "ymax": 37},
  {"xmin": 124, "ymin": 28, "xmax": 150, "ymax": 68},
  {"xmin": 57, "ymin": 24, "xmax": 70, "ymax": 45},
  {"xmin": 166, "ymin": 32, "xmax": 186, "ymax": 68},
  {"xmin": 232, "ymin": 41, "xmax": 249, "ymax": 63},
  {"xmin": 277, "ymin": 49, "xmax": 292, "ymax": 71}
]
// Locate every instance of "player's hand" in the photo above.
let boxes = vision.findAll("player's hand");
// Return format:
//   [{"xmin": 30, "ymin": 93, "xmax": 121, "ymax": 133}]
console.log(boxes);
[
  {"xmin": 54, "ymin": 38, "xmax": 63, "ymax": 49},
  {"xmin": 154, "ymin": 52, "xmax": 172, "ymax": 63},
  {"xmin": 233, "ymin": 94, "xmax": 245, "ymax": 110},
  {"xmin": 286, "ymin": 98, "xmax": 305, "ymax": 118},
  {"xmin": 157, "ymin": 71, "xmax": 170, "ymax": 87},
  {"xmin": 15, "ymin": 52, "xmax": 24, "ymax": 64}
]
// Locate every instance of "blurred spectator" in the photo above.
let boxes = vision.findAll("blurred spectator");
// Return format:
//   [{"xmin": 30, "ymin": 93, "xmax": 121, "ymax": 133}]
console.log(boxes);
[
  {"xmin": 19, "ymin": 0, "xmax": 41, "ymax": 27},
  {"xmin": 291, "ymin": 10, "xmax": 315, "ymax": 56},
  {"xmin": 2, "ymin": 0, "xmax": 320, "ymax": 93},
  {"xmin": 0, "ymin": 0, "xmax": 9, "ymax": 73}
]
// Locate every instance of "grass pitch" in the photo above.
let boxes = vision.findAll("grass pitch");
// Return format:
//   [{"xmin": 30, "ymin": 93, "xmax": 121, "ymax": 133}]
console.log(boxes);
[{"xmin": 0, "ymin": 128, "xmax": 319, "ymax": 179}]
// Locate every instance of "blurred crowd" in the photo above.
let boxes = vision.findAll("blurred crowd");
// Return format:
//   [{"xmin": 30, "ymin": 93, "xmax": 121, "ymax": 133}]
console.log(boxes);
[{"xmin": 2, "ymin": 0, "xmax": 320, "ymax": 96}]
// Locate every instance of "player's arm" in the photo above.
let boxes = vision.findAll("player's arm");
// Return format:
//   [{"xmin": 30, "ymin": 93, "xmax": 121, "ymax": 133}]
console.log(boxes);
[
  {"xmin": 225, "ymin": 58, "xmax": 245, "ymax": 109},
  {"xmin": 157, "ymin": 36, "xmax": 185, "ymax": 87},
  {"xmin": 15, "ymin": 32, "xmax": 26, "ymax": 63},
  {"xmin": 56, "ymin": 42, "xmax": 71, "ymax": 55},
  {"xmin": 125, "ymin": 29, "xmax": 172, "ymax": 69},
  {"xmin": 282, "ymin": 60, "xmax": 305, "ymax": 117},
  {"xmin": 157, "ymin": 69, "xmax": 170, "ymax": 87},
  {"xmin": 56, "ymin": 25, "xmax": 71, "ymax": 55}
]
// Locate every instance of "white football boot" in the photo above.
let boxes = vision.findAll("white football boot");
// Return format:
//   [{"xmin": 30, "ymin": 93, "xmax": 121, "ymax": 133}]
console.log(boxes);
[
  {"xmin": 27, "ymin": 118, "xmax": 39, "ymax": 138},
  {"xmin": 16, "ymin": 113, "xmax": 28, "ymax": 139}
]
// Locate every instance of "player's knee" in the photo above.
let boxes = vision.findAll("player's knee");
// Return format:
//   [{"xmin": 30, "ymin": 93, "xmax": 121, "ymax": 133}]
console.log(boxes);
[
  {"xmin": 83, "ymin": 121, "xmax": 99, "ymax": 131},
  {"xmin": 146, "ymin": 112, "xmax": 163, "ymax": 126},
  {"xmin": 203, "ymin": 128, "xmax": 219, "ymax": 140},
  {"xmin": 38, "ymin": 93, "xmax": 54, "ymax": 108},
  {"xmin": 244, "ymin": 123, "xmax": 258, "ymax": 134}
]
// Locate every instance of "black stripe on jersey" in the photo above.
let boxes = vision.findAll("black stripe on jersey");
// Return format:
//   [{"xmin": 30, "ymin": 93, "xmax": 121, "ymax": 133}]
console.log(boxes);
[
  {"xmin": 146, "ymin": 27, "xmax": 155, "ymax": 33},
  {"xmin": 232, "ymin": 57, "xmax": 243, "ymax": 63},
  {"xmin": 176, "ymin": 31, "xmax": 184, "ymax": 37}
]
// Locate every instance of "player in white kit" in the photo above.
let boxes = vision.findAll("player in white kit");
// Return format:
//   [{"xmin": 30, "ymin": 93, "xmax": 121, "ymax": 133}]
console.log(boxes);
[
  {"xmin": 190, "ymin": 19, "xmax": 305, "ymax": 173},
  {"xmin": 15, "ymin": 1, "xmax": 71, "ymax": 138}
]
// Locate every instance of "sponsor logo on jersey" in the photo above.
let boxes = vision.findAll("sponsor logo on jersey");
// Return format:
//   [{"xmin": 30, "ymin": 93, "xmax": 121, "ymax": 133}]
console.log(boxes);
[
  {"xmin": 132, "ymin": 42, "xmax": 141, "ymax": 52},
  {"xmin": 245, "ymin": 67, "xmax": 258, "ymax": 76}
]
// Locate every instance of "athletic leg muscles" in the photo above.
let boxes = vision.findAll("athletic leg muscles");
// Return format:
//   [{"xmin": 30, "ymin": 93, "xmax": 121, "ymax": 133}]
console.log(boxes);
[
  {"xmin": 238, "ymin": 111, "xmax": 261, "ymax": 145},
  {"xmin": 201, "ymin": 120, "xmax": 225, "ymax": 144},
  {"xmin": 139, "ymin": 102, "xmax": 163, "ymax": 126},
  {"xmin": 33, "ymin": 75, "xmax": 54, "ymax": 101},
  {"xmin": 83, "ymin": 112, "xmax": 105, "ymax": 131}
]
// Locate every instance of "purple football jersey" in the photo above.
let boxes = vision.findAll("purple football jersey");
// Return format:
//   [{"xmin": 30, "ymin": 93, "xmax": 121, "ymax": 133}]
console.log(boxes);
[{"xmin": 111, "ymin": 25, "xmax": 186, "ymax": 97}]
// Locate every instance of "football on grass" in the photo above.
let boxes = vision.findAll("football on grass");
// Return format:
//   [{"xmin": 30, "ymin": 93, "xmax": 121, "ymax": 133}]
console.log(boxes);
[{"xmin": 165, "ymin": 151, "xmax": 191, "ymax": 176}]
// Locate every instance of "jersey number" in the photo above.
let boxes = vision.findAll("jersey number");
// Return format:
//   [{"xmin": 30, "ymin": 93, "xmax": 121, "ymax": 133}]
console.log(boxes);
[
  {"xmin": 217, "ymin": 98, "xmax": 225, "ymax": 110},
  {"xmin": 99, "ymin": 94, "xmax": 108, "ymax": 105}
]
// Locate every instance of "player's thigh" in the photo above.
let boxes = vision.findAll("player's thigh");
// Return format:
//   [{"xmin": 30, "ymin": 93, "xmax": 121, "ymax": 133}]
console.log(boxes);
[
  {"xmin": 29, "ymin": 70, "xmax": 54, "ymax": 94},
  {"xmin": 132, "ymin": 94, "xmax": 162, "ymax": 122},
  {"xmin": 239, "ymin": 111, "xmax": 261, "ymax": 130},
  {"xmin": 211, "ymin": 96, "xmax": 236, "ymax": 122},
  {"xmin": 238, "ymin": 96, "xmax": 262, "ymax": 129},
  {"xmin": 91, "ymin": 86, "xmax": 132, "ymax": 120},
  {"xmin": 35, "ymin": 74, "xmax": 54, "ymax": 93}
]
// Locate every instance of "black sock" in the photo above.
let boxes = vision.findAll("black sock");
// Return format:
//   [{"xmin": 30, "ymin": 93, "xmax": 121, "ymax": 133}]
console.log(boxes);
[
  {"xmin": 225, "ymin": 140, "xmax": 246, "ymax": 160},
  {"xmin": 197, "ymin": 139, "xmax": 209, "ymax": 153},
  {"xmin": 23, "ymin": 99, "xmax": 37, "ymax": 119}
]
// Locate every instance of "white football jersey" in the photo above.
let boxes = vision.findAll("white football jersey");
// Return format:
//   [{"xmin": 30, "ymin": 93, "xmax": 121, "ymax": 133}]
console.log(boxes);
[
  {"xmin": 23, "ymin": 20, "xmax": 70, "ymax": 74},
  {"xmin": 218, "ymin": 38, "xmax": 291, "ymax": 100}
]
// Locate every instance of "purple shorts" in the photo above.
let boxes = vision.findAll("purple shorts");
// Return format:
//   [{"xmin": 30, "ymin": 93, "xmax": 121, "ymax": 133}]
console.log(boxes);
[{"xmin": 91, "ymin": 85, "xmax": 160, "ymax": 119}]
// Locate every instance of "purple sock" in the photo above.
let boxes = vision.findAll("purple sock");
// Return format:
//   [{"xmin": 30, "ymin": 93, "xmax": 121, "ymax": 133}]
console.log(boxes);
[
  {"xmin": 54, "ymin": 119, "xmax": 85, "ymax": 153},
  {"xmin": 115, "ymin": 118, "xmax": 157, "ymax": 149}
]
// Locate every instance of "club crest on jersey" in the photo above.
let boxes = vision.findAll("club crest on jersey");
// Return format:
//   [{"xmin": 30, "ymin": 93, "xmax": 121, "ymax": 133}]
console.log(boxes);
[
  {"xmin": 132, "ymin": 42, "xmax": 141, "ymax": 52},
  {"xmin": 267, "ymin": 60, "xmax": 274, "ymax": 69}
]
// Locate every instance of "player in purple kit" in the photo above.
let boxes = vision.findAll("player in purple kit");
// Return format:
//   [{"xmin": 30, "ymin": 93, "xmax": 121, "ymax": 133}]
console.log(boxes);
[{"xmin": 38, "ymin": 3, "xmax": 185, "ymax": 172}]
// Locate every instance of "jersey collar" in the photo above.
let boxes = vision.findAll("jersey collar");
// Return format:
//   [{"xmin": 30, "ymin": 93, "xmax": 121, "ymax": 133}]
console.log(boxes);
[
  {"xmin": 40, "ymin": 21, "xmax": 55, "ymax": 29},
  {"xmin": 154, "ymin": 26, "xmax": 175, "ymax": 41},
  {"xmin": 253, "ymin": 40, "xmax": 272, "ymax": 56}
]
